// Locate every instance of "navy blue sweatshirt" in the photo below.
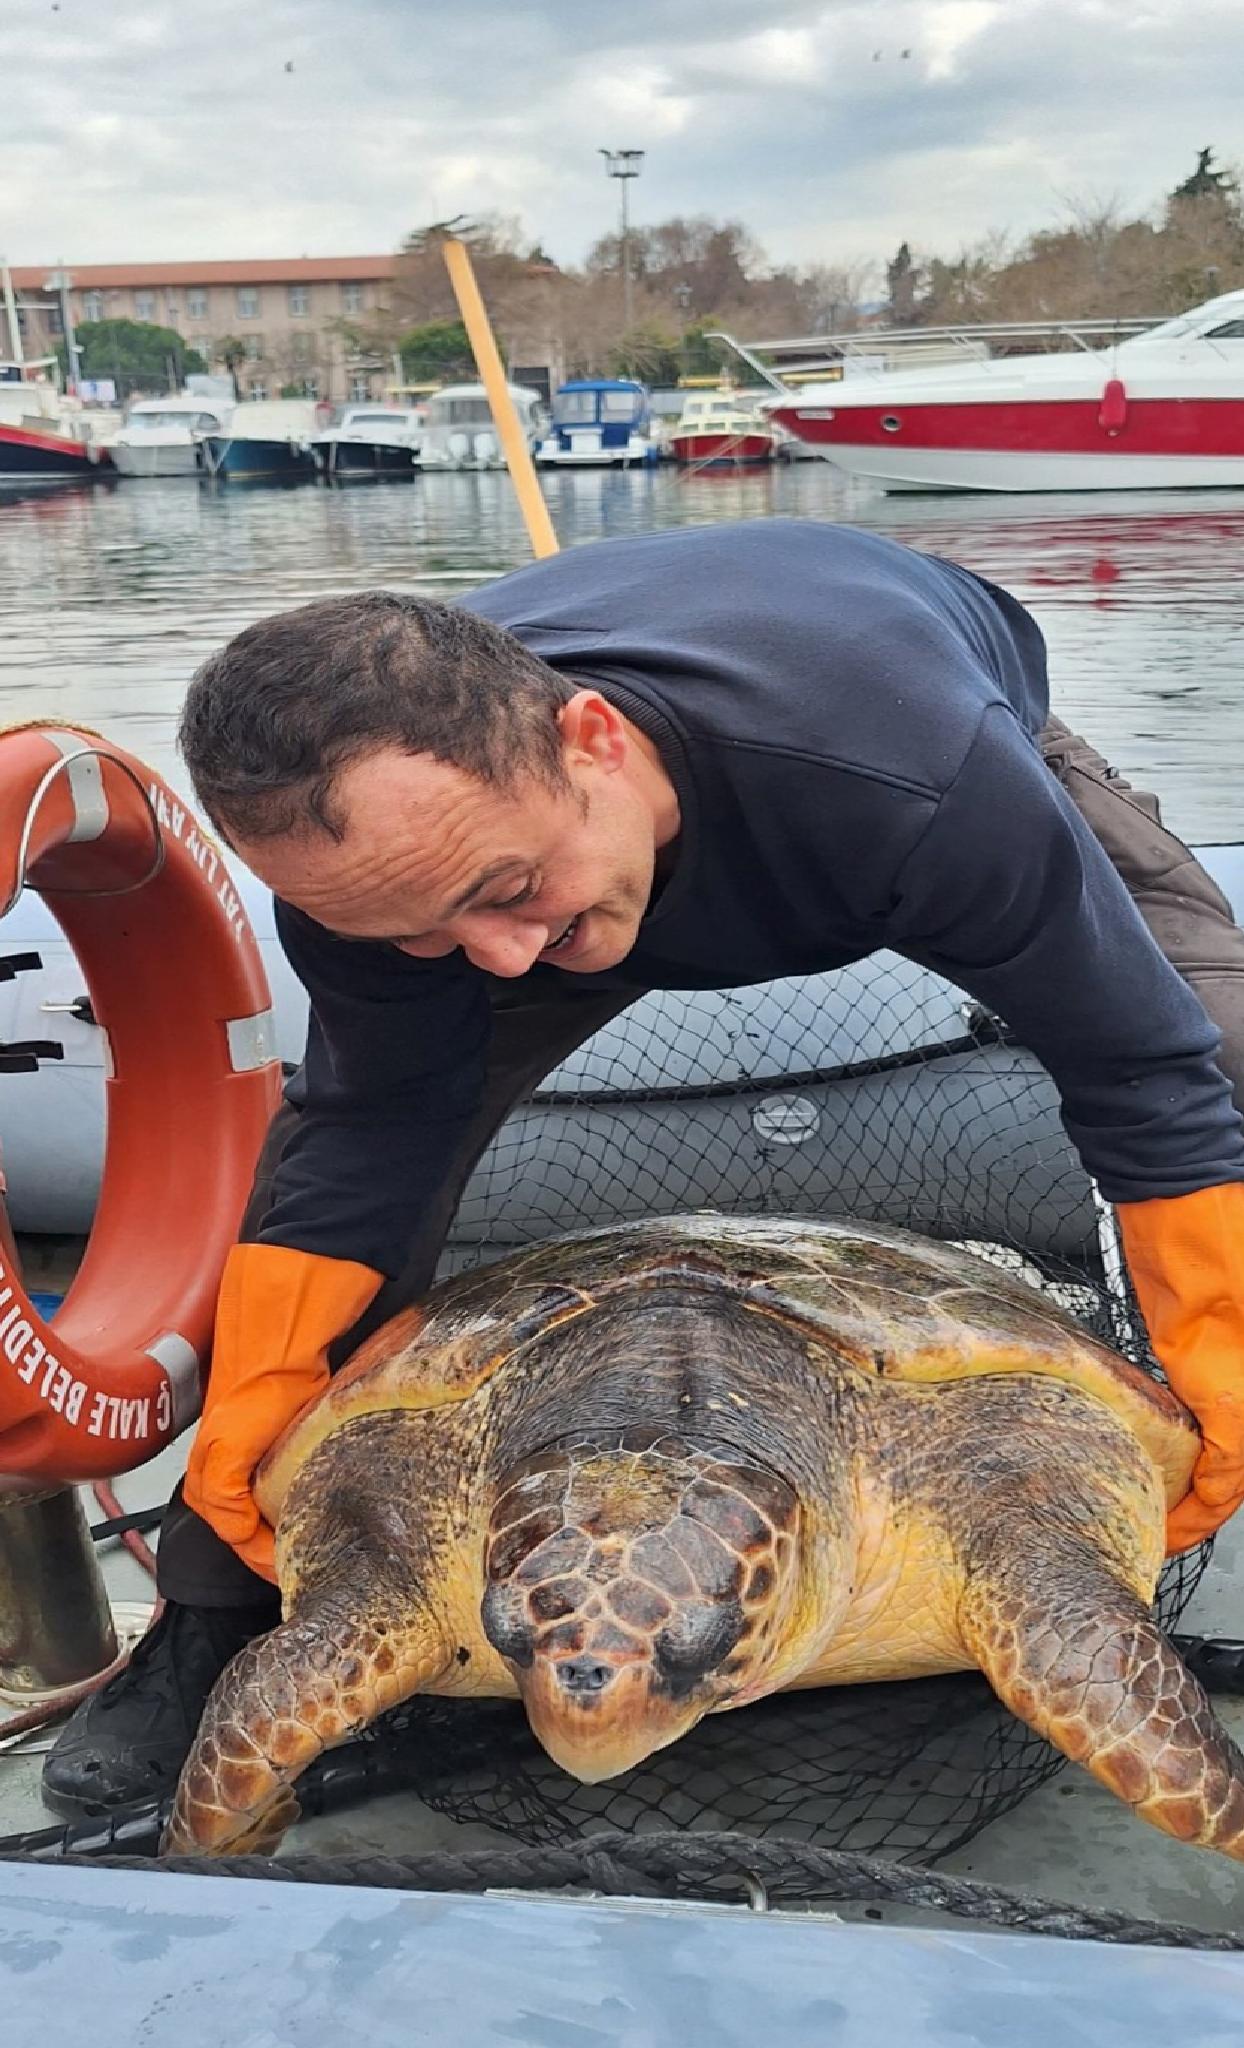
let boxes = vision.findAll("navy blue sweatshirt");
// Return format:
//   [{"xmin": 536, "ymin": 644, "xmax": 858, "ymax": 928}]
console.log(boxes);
[{"xmin": 263, "ymin": 520, "xmax": 1244, "ymax": 1274}]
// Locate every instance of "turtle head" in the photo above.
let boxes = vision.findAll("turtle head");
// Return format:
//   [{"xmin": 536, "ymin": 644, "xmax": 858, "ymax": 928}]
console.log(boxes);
[{"xmin": 480, "ymin": 1436, "xmax": 801, "ymax": 1784}]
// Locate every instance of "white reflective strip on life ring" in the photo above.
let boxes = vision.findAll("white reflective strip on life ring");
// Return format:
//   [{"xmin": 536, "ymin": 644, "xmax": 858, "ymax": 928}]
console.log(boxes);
[
  {"xmin": 145, "ymin": 1331, "xmax": 201, "ymax": 1431},
  {"xmin": 43, "ymin": 732, "xmax": 111, "ymax": 844},
  {"xmin": 226, "ymin": 1009, "xmax": 277, "ymax": 1073}
]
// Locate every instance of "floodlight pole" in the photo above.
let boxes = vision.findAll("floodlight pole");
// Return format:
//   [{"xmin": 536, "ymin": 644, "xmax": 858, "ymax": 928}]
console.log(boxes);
[
  {"xmin": 44, "ymin": 261, "xmax": 81, "ymax": 393},
  {"xmin": 599, "ymin": 149, "xmax": 644, "ymax": 335}
]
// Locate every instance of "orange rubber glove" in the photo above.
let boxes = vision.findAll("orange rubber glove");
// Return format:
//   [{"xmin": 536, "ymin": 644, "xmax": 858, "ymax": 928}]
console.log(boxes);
[
  {"xmin": 1117, "ymin": 1183, "xmax": 1244, "ymax": 1553},
  {"xmin": 184, "ymin": 1242, "xmax": 384, "ymax": 1582}
]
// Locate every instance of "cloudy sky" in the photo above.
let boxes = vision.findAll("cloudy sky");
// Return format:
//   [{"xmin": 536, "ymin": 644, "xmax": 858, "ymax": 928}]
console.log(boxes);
[{"xmin": 6, "ymin": 0, "xmax": 1242, "ymax": 278}]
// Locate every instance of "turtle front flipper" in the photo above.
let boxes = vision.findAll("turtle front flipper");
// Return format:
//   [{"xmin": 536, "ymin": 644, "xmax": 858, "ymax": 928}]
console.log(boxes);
[
  {"xmin": 162, "ymin": 1602, "xmax": 450, "ymax": 1856},
  {"xmin": 963, "ymin": 1550, "xmax": 1244, "ymax": 1857}
]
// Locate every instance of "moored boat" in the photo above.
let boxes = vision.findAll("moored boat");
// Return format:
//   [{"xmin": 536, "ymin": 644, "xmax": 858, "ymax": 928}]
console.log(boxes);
[
  {"xmin": 0, "ymin": 370, "xmax": 114, "ymax": 483},
  {"xmin": 537, "ymin": 379, "xmax": 660, "ymax": 468},
  {"xmin": 199, "ymin": 398, "xmax": 319, "ymax": 481},
  {"xmin": 110, "ymin": 393, "xmax": 234, "ymax": 478},
  {"xmin": 419, "ymin": 382, "xmax": 548, "ymax": 470},
  {"xmin": 668, "ymin": 389, "xmax": 776, "ymax": 468},
  {"xmin": 312, "ymin": 403, "xmax": 422, "ymax": 479},
  {"xmin": 766, "ymin": 289, "xmax": 1244, "ymax": 493}
]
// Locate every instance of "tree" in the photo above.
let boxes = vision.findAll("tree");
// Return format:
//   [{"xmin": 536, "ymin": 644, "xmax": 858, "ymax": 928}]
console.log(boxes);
[
  {"xmin": 398, "ymin": 320, "xmax": 477, "ymax": 382},
  {"xmin": 885, "ymin": 243, "xmax": 921, "ymax": 325},
  {"xmin": 607, "ymin": 324, "xmax": 682, "ymax": 384},
  {"xmin": 58, "ymin": 318, "xmax": 205, "ymax": 399},
  {"xmin": 1171, "ymin": 148, "xmax": 1236, "ymax": 203},
  {"xmin": 212, "ymin": 336, "xmax": 250, "ymax": 401}
]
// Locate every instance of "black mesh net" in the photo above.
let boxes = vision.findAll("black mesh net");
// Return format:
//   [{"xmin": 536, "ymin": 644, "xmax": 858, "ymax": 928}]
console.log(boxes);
[{"xmin": 399, "ymin": 954, "xmax": 1210, "ymax": 1866}]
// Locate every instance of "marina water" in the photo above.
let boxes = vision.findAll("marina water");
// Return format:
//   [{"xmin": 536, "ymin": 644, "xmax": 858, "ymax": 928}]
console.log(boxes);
[{"xmin": 2, "ymin": 464, "xmax": 1243, "ymax": 839}]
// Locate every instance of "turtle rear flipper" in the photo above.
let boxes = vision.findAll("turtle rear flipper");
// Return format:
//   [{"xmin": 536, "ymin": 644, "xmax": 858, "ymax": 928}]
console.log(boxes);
[
  {"xmin": 964, "ymin": 1549, "xmax": 1244, "ymax": 1857},
  {"xmin": 162, "ymin": 1601, "xmax": 449, "ymax": 1856}
]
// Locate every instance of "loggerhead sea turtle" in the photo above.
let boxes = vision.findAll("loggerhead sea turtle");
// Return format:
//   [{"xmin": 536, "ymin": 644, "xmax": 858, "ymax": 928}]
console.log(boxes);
[{"xmin": 165, "ymin": 1213, "xmax": 1244, "ymax": 1860}]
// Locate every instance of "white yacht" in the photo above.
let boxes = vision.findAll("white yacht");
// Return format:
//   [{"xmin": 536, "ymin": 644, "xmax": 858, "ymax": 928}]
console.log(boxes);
[
  {"xmin": 419, "ymin": 382, "xmax": 547, "ymax": 470},
  {"xmin": 110, "ymin": 394, "xmax": 234, "ymax": 478}
]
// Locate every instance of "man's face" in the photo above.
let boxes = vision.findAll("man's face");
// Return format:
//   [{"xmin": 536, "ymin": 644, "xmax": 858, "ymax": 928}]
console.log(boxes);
[{"xmin": 231, "ymin": 693, "xmax": 671, "ymax": 979}]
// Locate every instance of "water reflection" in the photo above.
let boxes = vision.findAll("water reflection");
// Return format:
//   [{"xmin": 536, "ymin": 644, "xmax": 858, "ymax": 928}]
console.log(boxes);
[{"xmin": 2, "ymin": 466, "xmax": 1242, "ymax": 837}]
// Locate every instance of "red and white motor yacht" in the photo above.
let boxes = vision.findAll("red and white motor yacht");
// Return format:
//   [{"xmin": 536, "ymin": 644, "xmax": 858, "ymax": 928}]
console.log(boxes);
[{"xmin": 766, "ymin": 290, "xmax": 1244, "ymax": 493}]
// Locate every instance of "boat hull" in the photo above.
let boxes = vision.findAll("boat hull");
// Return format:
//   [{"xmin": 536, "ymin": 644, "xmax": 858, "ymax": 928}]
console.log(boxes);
[
  {"xmin": 670, "ymin": 431, "xmax": 774, "ymax": 468},
  {"xmin": 200, "ymin": 435, "xmax": 316, "ymax": 481},
  {"xmin": 770, "ymin": 396, "xmax": 1244, "ymax": 493},
  {"xmin": 317, "ymin": 440, "xmax": 419, "ymax": 479},
  {"xmin": 110, "ymin": 441, "xmax": 203, "ymax": 478},
  {"xmin": 0, "ymin": 423, "xmax": 100, "ymax": 481},
  {"xmin": 538, "ymin": 440, "xmax": 659, "ymax": 468}
]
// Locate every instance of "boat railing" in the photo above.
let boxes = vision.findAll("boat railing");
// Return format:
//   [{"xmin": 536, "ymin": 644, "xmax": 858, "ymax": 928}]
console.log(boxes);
[{"xmin": 705, "ymin": 314, "xmax": 1167, "ymax": 391}]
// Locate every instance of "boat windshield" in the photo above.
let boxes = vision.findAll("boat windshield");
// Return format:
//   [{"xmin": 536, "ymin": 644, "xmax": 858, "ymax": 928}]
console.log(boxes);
[
  {"xmin": 1125, "ymin": 303, "xmax": 1244, "ymax": 348},
  {"xmin": 554, "ymin": 391, "xmax": 599, "ymax": 424},
  {"xmin": 601, "ymin": 390, "xmax": 641, "ymax": 421},
  {"xmin": 129, "ymin": 410, "xmax": 219, "ymax": 430},
  {"xmin": 437, "ymin": 398, "xmax": 494, "ymax": 425}
]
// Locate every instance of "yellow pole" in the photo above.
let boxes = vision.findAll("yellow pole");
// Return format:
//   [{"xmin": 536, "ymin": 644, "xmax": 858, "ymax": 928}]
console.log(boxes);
[{"xmin": 441, "ymin": 236, "xmax": 560, "ymax": 560}]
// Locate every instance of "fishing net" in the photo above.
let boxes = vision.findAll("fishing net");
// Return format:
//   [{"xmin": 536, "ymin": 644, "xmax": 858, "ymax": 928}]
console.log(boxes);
[{"xmin": 399, "ymin": 952, "xmax": 1210, "ymax": 1867}]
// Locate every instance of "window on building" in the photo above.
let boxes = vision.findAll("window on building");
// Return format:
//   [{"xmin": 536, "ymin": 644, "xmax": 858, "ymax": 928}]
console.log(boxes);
[
  {"xmin": 46, "ymin": 305, "xmax": 63, "ymax": 336},
  {"xmin": 243, "ymin": 334, "xmax": 264, "ymax": 360},
  {"xmin": 134, "ymin": 291, "xmax": 156, "ymax": 321},
  {"xmin": 247, "ymin": 381, "xmax": 267, "ymax": 401},
  {"xmin": 165, "ymin": 299, "xmax": 179, "ymax": 325},
  {"xmin": 82, "ymin": 291, "xmax": 104, "ymax": 323},
  {"xmin": 341, "ymin": 282, "xmax": 364, "ymax": 313},
  {"xmin": 349, "ymin": 374, "xmax": 372, "ymax": 401},
  {"xmin": 187, "ymin": 288, "xmax": 208, "ymax": 319},
  {"xmin": 291, "ymin": 332, "xmax": 313, "ymax": 364},
  {"xmin": 236, "ymin": 287, "xmax": 260, "ymax": 319},
  {"xmin": 288, "ymin": 284, "xmax": 310, "ymax": 316}
]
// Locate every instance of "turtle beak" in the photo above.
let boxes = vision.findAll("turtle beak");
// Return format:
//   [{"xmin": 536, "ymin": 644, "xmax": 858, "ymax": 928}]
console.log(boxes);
[{"xmin": 518, "ymin": 1655, "xmax": 710, "ymax": 1784}]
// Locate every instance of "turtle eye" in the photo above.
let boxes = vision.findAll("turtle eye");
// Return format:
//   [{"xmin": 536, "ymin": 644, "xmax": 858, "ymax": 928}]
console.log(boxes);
[
  {"xmin": 481, "ymin": 1582, "xmax": 535, "ymax": 1668},
  {"xmin": 653, "ymin": 1599, "xmax": 745, "ymax": 1694}
]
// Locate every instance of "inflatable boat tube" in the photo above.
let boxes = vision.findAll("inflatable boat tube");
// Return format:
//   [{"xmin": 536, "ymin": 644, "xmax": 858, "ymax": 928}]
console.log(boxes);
[{"xmin": 1, "ymin": 831, "xmax": 1240, "ymax": 1270}]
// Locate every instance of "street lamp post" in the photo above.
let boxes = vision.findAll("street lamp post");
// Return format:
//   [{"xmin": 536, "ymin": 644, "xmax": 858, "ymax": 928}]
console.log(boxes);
[
  {"xmin": 43, "ymin": 261, "xmax": 82, "ymax": 394},
  {"xmin": 599, "ymin": 149, "xmax": 644, "ymax": 334}
]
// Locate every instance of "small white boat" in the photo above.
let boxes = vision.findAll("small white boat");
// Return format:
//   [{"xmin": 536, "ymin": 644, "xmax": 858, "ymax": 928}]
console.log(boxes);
[
  {"xmin": 419, "ymin": 382, "xmax": 547, "ymax": 470},
  {"xmin": 199, "ymin": 398, "xmax": 319, "ymax": 482},
  {"xmin": 767, "ymin": 289, "xmax": 1244, "ymax": 493},
  {"xmin": 110, "ymin": 394, "xmax": 234, "ymax": 478},
  {"xmin": 312, "ymin": 404, "xmax": 422, "ymax": 480}
]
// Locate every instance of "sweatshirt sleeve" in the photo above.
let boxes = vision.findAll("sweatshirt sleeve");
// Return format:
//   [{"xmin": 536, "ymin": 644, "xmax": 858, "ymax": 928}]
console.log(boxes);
[
  {"xmin": 253, "ymin": 900, "xmax": 492, "ymax": 1275},
  {"xmin": 886, "ymin": 703, "xmax": 1244, "ymax": 1202}
]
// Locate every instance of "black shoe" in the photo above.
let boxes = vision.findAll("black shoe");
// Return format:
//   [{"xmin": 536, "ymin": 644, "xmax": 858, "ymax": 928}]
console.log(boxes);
[
  {"xmin": 40, "ymin": 1597, "xmax": 279, "ymax": 1818},
  {"xmin": 1173, "ymin": 1634, "xmax": 1244, "ymax": 1696}
]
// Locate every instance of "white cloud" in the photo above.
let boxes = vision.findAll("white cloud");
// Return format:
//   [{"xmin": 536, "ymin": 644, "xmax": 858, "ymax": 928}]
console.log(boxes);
[
  {"xmin": 2, "ymin": 0, "xmax": 1242, "ymax": 274},
  {"xmin": 924, "ymin": 0, "xmax": 1001, "ymax": 81}
]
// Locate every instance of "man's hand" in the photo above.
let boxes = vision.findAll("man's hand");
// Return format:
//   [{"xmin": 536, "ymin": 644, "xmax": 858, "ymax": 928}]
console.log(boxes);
[
  {"xmin": 1117, "ymin": 1184, "xmax": 1244, "ymax": 1553},
  {"xmin": 184, "ymin": 1242, "xmax": 383, "ymax": 1582}
]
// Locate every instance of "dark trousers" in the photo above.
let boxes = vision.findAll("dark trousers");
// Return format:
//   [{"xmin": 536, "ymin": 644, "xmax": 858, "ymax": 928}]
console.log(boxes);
[{"xmin": 158, "ymin": 721, "xmax": 1244, "ymax": 1607}]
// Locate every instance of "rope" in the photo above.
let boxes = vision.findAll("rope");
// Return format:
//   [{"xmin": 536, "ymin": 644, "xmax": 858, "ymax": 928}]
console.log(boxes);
[{"xmin": 6, "ymin": 1830, "xmax": 1241, "ymax": 1951}]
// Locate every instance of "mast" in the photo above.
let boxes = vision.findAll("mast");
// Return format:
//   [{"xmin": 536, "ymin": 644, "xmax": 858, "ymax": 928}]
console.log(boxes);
[{"xmin": 0, "ymin": 256, "xmax": 24, "ymax": 370}]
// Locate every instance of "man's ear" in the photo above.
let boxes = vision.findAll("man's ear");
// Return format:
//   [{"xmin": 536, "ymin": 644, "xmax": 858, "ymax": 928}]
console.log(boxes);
[{"xmin": 557, "ymin": 690, "xmax": 628, "ymax": 772}]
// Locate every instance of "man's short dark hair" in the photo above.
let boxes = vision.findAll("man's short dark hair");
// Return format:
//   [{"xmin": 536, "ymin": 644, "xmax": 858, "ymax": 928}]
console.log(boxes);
[{"xmin": 178, "ymin": 591, "xmax": 575, "ymax": 843}]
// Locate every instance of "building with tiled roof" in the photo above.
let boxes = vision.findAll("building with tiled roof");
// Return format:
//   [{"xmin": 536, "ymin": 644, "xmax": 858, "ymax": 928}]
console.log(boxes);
[{"xmin": 8, "ymin": 255, "xmax": 399, "ymax": 404}]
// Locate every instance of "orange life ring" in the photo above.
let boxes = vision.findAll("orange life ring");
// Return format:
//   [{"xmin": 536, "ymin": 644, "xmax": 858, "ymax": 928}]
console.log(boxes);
[{"xmin": 0, "ymin": 727, "xmax": 282, "ymax": 1482}]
